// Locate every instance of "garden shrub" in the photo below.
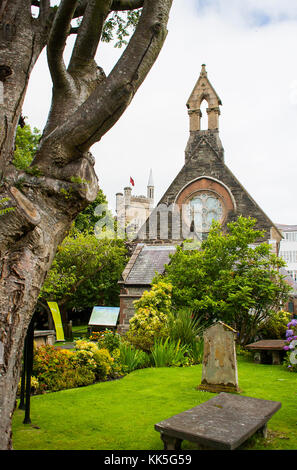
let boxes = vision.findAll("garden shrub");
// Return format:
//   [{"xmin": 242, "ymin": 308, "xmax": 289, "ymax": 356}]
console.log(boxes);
[
  {"xmin": 258, "ymin": 310, "xmax": 292, "ymax": 340},
  {"xmin": 150, "ymin": 338, "xmax": 188, "ymax": 367},
  {"xmin": 283, "ymin": 319, "xmax": 297, "ymax": 372},
  {"xmin": 74, "ymin": 339, "xmax": 120, "ymax": 380},
  {"xmin": 92, "ymin": 348, "xmax": 113, "ymax": 380},
  {"xmin": 167, "ymin": 308, "xmax": 199, "ymax": 344},
  {"xmin": 166, "ymin": 308, "xmax": 206, "ymax": 364},
  {"xmin": 74, "ymin": 339, "xmax": 98, "ymax": 353},
  {"xmin": 108, "ymin": 348, "xmax": 126, "ymax": 379},
  {"xmin": 33, "ymin": 345, "xmax": 95, "ymax": 392},
  {"xmin": 118, "ymin": 341, "xmax": 150, "ymax": 373},
  {"xmin": 187, "ymin": 338, "xmax": 204, "ymax": 364},
  {"xmin": 32, "ymin": 339, "xmax": 123, "ymax": 393},
  {"xmin": 126, "ymin": 281, "xmax": 172, "ymax": 351},
  {"xmin": 17, "ymin": 375, "xmax": 40, "ymax": 396},
  {"xmin": 90, "ymin": 329, "xmax": 121, "ymax": 353}
]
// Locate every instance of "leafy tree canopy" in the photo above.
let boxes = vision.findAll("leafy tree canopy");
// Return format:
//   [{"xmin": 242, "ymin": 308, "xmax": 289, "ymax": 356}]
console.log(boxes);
[
  {"xmin": 13, "ymin": 123, "xmax": 41, "ymax": 170},
  {"xmin": 160, "ymin": 216, "xmax": 291, "ymax": 345},
  {"xmin": 40, "ymin": 229, "xmax": 128, "ymax": 315},
  {"xmin": 74, "ymin": 189, "xmax": 109, "ymax": 234}
]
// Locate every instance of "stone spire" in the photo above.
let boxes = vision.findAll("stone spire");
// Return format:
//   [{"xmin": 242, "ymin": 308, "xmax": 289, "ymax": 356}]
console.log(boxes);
[
  {"xmin": 186, "ymin": 64, "xmax": 222, "ymax": 132},
  {"xmin": 147, "ymin": 168, "xmax": 154, "ymax": 202}
]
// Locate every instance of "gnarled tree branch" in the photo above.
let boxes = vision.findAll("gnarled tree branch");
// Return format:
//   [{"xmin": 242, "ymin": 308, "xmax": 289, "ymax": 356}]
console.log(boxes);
[
  {"xmin": 68, "ymin": 0, "xmax": 111, "ymax": 74},
  {"xmin": 47, "ymin": 0, "xmax": 78, "ymax": 88},
  {"xmin": 38, "ymin": 0, "xmax": 51, "ymax": 23},
  {"xmin": 111, "ymin": 0, "xmax": 144, "ymax": 11},
  {"xmin": 37, "ymin": 0, "xmax": 172, "ymax": 161}
]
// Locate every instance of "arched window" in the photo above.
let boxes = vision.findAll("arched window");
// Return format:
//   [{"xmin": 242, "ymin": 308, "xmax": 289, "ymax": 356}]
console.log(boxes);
[
  {"xmin": 200, "ymin": 99, "xmax": 208, "ymax": 130},
  {"xmin": 187, "ymin": 191, "xmax": 223, "ymax": 240}
]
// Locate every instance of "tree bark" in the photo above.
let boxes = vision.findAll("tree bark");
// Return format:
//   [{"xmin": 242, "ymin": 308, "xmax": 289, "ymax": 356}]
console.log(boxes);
[{"xmin": 0, "ymin": 0, "xmax": 173, "ymax": 449}]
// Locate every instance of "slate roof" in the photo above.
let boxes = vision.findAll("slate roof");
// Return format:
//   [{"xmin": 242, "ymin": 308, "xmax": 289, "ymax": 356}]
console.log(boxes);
[
  {"xmin": 123, "ymin": 244, "xmax": 176, "ymax": 285},
  {"xmin": 276, "ymin": 224, "xmax": 297, "ymax": 232}
]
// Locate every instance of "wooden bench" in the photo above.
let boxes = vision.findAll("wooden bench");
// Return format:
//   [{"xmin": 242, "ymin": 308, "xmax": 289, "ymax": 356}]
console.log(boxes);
[
  {"xmin": 245, "ymin": 340, "xmax": 286, "ymax": 365},
  {"xmin": 155, "ymin": 393, "xmax": 281, "ymax": 450}
]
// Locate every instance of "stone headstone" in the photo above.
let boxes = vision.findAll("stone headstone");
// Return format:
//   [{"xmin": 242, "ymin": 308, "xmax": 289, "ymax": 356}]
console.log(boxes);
[{"xmin": 198, "ymin": 321, "xmax": 240, "ymax": 393}]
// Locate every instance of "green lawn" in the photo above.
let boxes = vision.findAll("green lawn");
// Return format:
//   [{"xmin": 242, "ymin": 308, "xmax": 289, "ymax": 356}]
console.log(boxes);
[{"xmin": 12, "ymin": 357, "xmax": 297, "ymax": 450}]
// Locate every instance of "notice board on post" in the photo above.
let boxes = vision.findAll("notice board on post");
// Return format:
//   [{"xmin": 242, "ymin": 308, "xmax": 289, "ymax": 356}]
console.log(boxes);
[
  {"xmin": 47, "ymin": 301, "xmax": 65, "ymax": 341},
  {"xmin": 88, "ymin": 306, "xmax": 120, "ymax": 331}
]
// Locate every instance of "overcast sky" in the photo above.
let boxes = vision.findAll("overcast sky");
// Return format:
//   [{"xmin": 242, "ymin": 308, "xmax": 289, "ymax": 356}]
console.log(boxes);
[{"xmin": 24, "ymin": 0, "xmax": 297, "ymax": 224}]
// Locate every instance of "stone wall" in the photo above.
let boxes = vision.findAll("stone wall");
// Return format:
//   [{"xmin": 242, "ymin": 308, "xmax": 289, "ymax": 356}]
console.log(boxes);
[{"xmin": 117, "ymin": 285, "xmax": 148, "ymax": 334}]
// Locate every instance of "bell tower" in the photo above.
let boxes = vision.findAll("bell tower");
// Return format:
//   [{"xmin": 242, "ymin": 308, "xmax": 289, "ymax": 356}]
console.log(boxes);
[{"xmin": 187, "ymin": 64, "xmax": 222, "ymax": 132}]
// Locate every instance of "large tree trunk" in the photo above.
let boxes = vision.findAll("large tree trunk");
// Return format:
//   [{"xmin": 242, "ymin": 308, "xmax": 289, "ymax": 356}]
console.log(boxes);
[{"xmin": 0, "ymin": 0, "xmax": 173, "ymax": 450}]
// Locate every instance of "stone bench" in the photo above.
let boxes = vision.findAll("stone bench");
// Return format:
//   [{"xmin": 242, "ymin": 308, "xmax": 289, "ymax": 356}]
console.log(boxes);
[
  {"xmin": 245, "ymin": 340, "xmax": 286, "ymax": 365},
  {"xmin": 155, "ymin": 392, "xmax": 281, "ymax": 450},
  {"xmin": 34, "ymin": 330, "xmax": 56, "ymax": 348}
]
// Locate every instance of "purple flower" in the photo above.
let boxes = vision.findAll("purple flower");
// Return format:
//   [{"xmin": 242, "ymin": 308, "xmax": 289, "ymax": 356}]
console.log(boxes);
[
  {"xmin": 290, "ymin": 319, "xmax": 297, "ymax": 327},
  {"xmin": 283, "ymin": 345, "xmax": 289, "ymax": 351},
  {"xmin": 286, "ymin": 329, "xmax": 294, "ymax": 337}
]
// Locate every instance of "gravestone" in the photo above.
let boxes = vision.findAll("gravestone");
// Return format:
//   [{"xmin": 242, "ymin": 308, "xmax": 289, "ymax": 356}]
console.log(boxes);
[{"xmin": 198, "ymin": 321, "xmax": 240, "ymax": 393}]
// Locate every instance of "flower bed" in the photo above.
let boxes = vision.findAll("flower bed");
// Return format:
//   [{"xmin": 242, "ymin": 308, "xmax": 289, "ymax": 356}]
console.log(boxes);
[
  {"xmin": 283, "ymin": 319, "xmax": 297, "ymax": 372},
  {"xmin": 24, "ymin": 337, "xmax": 125, "ymax": 394},
  {"xmin": 22, "ymin": 317, "xmax": 205, "ymax": 396}
]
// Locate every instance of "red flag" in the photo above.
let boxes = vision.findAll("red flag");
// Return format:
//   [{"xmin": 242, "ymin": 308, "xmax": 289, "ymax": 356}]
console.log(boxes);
[{"xmin": 130, "ymin": 176, "xmax": 135, "ymax": 186}]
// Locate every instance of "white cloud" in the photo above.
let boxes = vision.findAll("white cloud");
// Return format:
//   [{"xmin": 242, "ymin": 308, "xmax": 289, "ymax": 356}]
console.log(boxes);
[{"xmin": 23, "ymin": 0, "xmax": 297, "ymax": 225}]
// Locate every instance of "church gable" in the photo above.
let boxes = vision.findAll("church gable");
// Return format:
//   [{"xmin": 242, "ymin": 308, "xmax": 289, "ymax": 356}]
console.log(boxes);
[
  {"xmin": 117, "ymin": 65, "xmax": 283, "ymax": 334},
  {"xmin": 136, "ymin": 65, "xmax": 282, "ymax": 245}
]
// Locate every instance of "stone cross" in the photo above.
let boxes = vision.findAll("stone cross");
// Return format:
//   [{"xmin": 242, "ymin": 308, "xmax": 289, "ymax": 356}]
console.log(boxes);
[{"xmin": 198, "ymin": 321, "xmax": 240, "ymax": 393}]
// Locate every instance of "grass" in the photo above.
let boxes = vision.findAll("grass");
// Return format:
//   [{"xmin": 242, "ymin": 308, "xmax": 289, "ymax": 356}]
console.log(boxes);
[
  {"xmin": 12, "ymin": 356, "xmax": 297, "ymax": 450},
  {"xmin": 53, "ymin": 324, "xmax": 88, "ymax": 348}
]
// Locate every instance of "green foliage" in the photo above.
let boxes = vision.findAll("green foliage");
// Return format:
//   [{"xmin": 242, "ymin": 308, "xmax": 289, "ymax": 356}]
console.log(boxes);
[
  {"xmin": 187, "ymin": 338, "xmax": 204, "ymax": 365},
  {"xmin": 134, "ymin": 280, "xmax": 173, "ymax": 313},
  {"xmin": 166, "ymin": 308, "xmax": 206, "ymax": 365},
  {"xmin": 17, "ymin": 375, "xmax": 40, "ymax": 396},
  {"xmin": 39, "ymin": 229, "xmax": 128, "ymax": 312},
  {"xmin": 92, "ymin": 349, "xmax": 113, "ymax": 380},
  {"xmin": 32, "ymin": 339, "xmax": 124, "ymax": 392},
  {"xmin": 150, "ymin": 338, "xmax": 188, "ymax": 367},
  {"xmin": 13, "ymin": 124, "xmax": 41, "ymax": 170},
  {"xmin": 90, "ymin": 329, "xmax": 121, "ymax": 353},
  {"xmin": 74, "ymin": 189, "xmax": 111, "ymax": 234},
  {"xmin": 163, "ymin": 216, "xmax": 291, "ymax": 345},
  {"xmin": 283, "ymin": 319, "xmax": 297, "ymax": 372},
  {"xmin": 0, "ymin": 197, "xmax": 14, "ymax": 216},
  {"xmin": 258, "ymin": 310, "xmax": 292, "ymax": 340},
  {"xmin": 118, "ymin": 341, "xmax": 150, "ymax": 373},
  {"xmin": 167, "ymin": 308, "xmax": 207, "ymax": 348},
  {"xmin": 75, "ymin": 338, "xmax": 125, "ymax": 379},
  {"xmin": 102, "ymin": 9, "xmax": 142, "ymax": 48},
  {"xmin": 24, "ymin": 165, "xmax": 43, "ymax": 177},
  {"xmin": 126, "ymin": 281, "xmax": 172, "ymax": 351},
  {"xmin": 32, "ymin": 345, "xmax": 95, "ymax": 392}
]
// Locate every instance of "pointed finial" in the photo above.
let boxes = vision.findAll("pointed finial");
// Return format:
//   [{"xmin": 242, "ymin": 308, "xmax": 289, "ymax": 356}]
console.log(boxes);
[
  {"xmin": 148, "ymin": 168, "xmax": 154, "ymax": 187},
  {"xmin": 201, "ymin": 64, "xmax": 207, "ymax": 76}
]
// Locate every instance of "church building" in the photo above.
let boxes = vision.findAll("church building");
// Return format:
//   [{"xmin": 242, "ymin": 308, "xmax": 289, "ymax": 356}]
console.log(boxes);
[
  {"xmin": 115, "ymin": 169, "xmax": 154, "ymax": 239},
  {"xmin": 117, "ymin": 65, "xmax": 283, "ymax": 333}
]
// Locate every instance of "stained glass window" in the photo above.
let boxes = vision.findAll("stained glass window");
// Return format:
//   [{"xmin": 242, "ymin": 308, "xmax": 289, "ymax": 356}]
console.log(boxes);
[{"xmin": 188, "ymin": 192, "xmax": 223, "ymax": 237}]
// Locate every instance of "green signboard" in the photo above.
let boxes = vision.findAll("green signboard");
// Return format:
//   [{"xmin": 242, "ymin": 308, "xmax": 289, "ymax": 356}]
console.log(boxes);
[{"xmin": 47, "ymin": 301, "xmax": 65, "ymax": 341}]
